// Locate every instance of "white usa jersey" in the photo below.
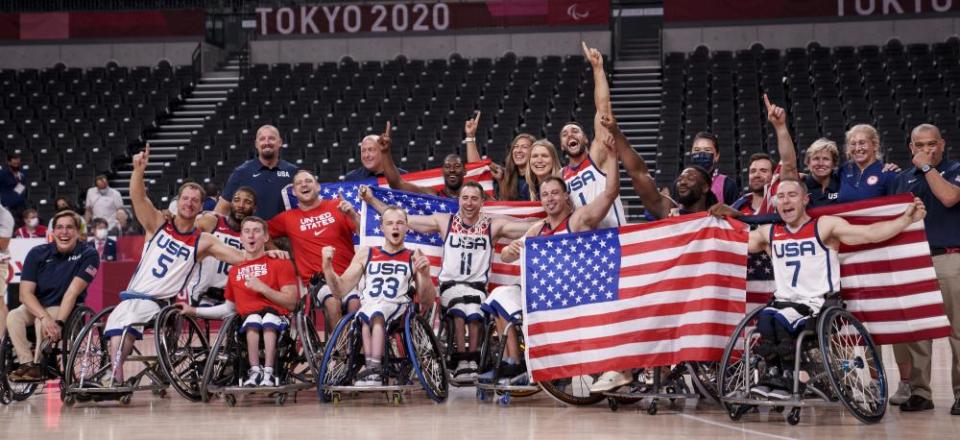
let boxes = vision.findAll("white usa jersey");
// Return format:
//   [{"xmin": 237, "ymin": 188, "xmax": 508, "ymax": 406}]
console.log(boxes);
[
  {"xmin": 562, "ymin": 155, "xmax": 625, "ymax": 229},
  {"xmin": 186, "ymin": 216, "xmax": 241, "ymax": 303},
  {"xmin": 127, "ymin": 222, "xmax": 201, "ymax": 300},
  {"xmin": 438, "ymin": 214, "xmax": 493, "ymax": 285},
  {"xmin": 769, "ymin": 218, "xmax": 840, "ymax": 312},
  {"xmin": 360, "ymin": 247, "xmax": 414, "ymax": 305}
]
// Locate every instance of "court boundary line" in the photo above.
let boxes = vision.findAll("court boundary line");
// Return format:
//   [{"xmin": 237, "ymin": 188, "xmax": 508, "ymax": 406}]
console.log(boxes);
[{"xmin": 678, "ymin": 413, "xmax": 799, "ymax": 440}]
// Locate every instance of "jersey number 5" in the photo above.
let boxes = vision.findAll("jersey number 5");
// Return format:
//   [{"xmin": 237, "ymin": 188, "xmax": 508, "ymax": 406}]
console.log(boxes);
[{"xmin": 153, "ymin": 254, "xmax": 174, "ymax": 278}]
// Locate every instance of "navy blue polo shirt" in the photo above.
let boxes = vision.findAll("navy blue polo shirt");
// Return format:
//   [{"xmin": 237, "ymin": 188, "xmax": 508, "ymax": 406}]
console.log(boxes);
[
  {"xmin": 222, "ymin": 158, "xmax": 297, "ymax": 220},
  {"xmin": 837, "ymin": 160, "xmax": 897, "ymax": 203},
  {"xmin": 804, "ymin": 171, "xmax": 841, "ymax": 208},
  {"xmin": 895, "ymin": 159, "xmax": 960, "ymax": 248},
  {"xmin": 21, "ymin": 241, "xmax": 100, "ymax": 307},
  {"xmin": 343, "ymin": 166, "xmax": 406, "ymax": 182}
]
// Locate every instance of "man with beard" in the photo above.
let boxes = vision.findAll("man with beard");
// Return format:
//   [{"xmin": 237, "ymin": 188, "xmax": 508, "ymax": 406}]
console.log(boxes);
[
  {"xmin": 559, "ymin": 43, "xmax": 627, "ymax": 228},
  {"xmin": 377, "ymin": 122, "xmax": 466, "ymax": 198},
  {"xmin": 186, "ymin": 186, "xmax": 257, "ymax": 307},
  {"xmin": 268, "ymin": 170, "xmax": 360, "ymax": 327},
  {"xmin": 216, "ymin": 125, "xmax": 297, "ymax": 221},
  {"xmin": 360, "ymin": 181, "xmax": 532, "ymax": 381},
  {"xmin": 731, "ymin": 95, "xmax": 801, "ymax": 216},
  {"xmin": 481, "ymin": 136, "xmax": 620, "ymax": 385}
]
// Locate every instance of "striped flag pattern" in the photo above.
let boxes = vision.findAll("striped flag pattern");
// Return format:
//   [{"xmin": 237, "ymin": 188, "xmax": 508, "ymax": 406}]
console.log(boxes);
[
  {"xmin": 744, "ymin": 193, "xmax": 951, "ymax": 345},
  {"xmin": 358, "ymin": 186, "xmax": 545, "ymax": 288},
  {"xmin": 522, "ymin": 213, "xmax": 749, "ymax": 382}
]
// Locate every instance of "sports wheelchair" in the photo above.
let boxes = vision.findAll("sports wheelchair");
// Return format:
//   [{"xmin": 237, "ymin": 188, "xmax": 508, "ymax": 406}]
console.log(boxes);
[
  {"xmin": 602, "ymin": 362, "xmax": 721, "ymax": 414},
  {"xmin": 200, "ymin": 312, "xmax": 313, "ymax": 406},
  {"xmin": 61, "ymin": 301, "xmax": 209, "ymax": 405},
  {"xmin": 718, "ymin": 298, "xmax": 887, "ymax": 425},
  {"xmin": 316, "ymin": 306, "xmax": 448, "ymax": 404},
  {"xmin": 0, "ymin": 305, "xmax": 94, "ymax": 404}
]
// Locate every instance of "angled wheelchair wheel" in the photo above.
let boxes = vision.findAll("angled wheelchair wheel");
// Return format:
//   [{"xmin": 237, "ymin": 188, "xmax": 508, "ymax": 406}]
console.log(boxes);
[
  {"xmin": 718, "ymin": 305, "xmax": 764, "ymax": 419},
  {"xmin": 200, "ymin": 314, "xmax": 242, "ymax": 402},
  {"xmin": 155, "ymin": 306, "xmax": 209, "ymax": 402},
  {"xmin": 296, "ymin": 301, "xmax": 324, "ymax": 379},
  {"xmin": 687, "ymin": 361, "xmax": 721, "ymax": 404},
  {"xmin": 818, "ymin": 307, "xmax": 887, "ymax": 424},
  {"xmin": 317, "ymin": 312, "xmax": 362, "ymax": 402},
  {"xmin": 534, "ymin": 319, "xmax": 603, "ymax": 406},
  {"xmin": 0, "ymin": 335, "xmax": 39, "ymax": 402},
  {"xmin": 404, "ymin": 311, "xmax": 449, "ymax": 402},
  {"xmin": 64, "ymin": 306, "xmax": 114, "ymax": 396},
  {"xmin": 58, "ymin": 306, "xmax": 95, "ymax": 393}
]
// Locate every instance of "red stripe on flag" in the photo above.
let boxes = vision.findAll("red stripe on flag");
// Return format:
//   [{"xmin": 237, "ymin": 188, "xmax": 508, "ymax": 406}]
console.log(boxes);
[
  {"xmin": 528, "ymin": 297, "xmax": 744, "ymax": 335},
  {"xmin": 841, "ymin": 279, "xmax": 941, "ymax": 300},
  {"xmin": 866, "ymin": 327, "xmax": 952, "ymax": 345},
  {"xmin": 619, "ymin": 274, "xmax": 746, "ymax": 299},
  {"xmin": 620, "ymin": 250, "xmax": 746, "ymax": 277},
  {"xmin": 841, "ymin": 255, "xmax": 935, "ymax": 276},
  {"xmin": 807, "ymin": 193, "xmax": 915, "ymax": 217},
  {"xmin": 622, "ymin": 228, "xmax": 747, "ymax": 255},
  {"xmin": 839, "ymin": 230, "xmax": 929, "ymax": 253},
  {"xmin": 849, "ymin": 303, "xmax": 949, "ymax": 323},
  {"xmin": 531, "ymin": 348, "xmax": 725, "ymax": 382},
  {"xmin": 529, "ymin": 322, "xmax": 736, "ymax": 358}
]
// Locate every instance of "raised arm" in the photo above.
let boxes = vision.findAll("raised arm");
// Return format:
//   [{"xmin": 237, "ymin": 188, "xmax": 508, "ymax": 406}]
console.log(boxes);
[
  {"xmin": 492, "ymin": 216, "xmax": 539, "ymax": 241},
  {"xmin": 322, "ymin": 246, "xmax": 366, "ymax": 298},
  {"xmin": 583, "ymin": 42, "xmax": 613, "ymax": 167},
  {"xmin": 765, "ymin": 94, "xmax": 799, "ymax": 181},
  {"xmin": 464, "ymin": 112, "xmax": 482, "ymax": 163},
  {"xmin": 379, "ymin": 121, "xmax": 437, "ymax": 196},
  {"xmin": 821, "ymin": 198, "xmax": 925, "ymax": 246},
  {"xmin": 573, "ymin": 132, "xmax": 620, "ymax": 230},
  {"xmin": 748, "ymin": 224, "xmax": 771, "ymax": 254},
  {"xmin": 501, "ymin": 222, "xmax": 541, "ymax": 264},
  {"xmin": 412, "ymin": 249, "xmax": 436, "ymax": 307},
  {"xmin": 359, "ymin": 185, "xmax": 444, "ymax": 235},
  {"xmin": 129, "ymin": 144, "xmax": 164, "ymax": 234},
  {"xmin": 198, "ymin": 232, "xmax": 244, "ymax": 265}
]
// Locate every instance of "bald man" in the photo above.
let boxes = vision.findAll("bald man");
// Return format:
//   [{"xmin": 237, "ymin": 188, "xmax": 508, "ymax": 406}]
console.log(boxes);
[
  {"xmin": 344, "ymin": 134, "xmax": 406, "ymax": 181},
  {"xmin": 216, "ymin": 124, "xmax": 298, "ymax": 220}
]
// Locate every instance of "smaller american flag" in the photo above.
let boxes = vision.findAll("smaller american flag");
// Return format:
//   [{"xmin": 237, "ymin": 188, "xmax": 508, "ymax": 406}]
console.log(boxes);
[
  {"xmin": 525, "ymin": 229, "xmax": 621, "ymax": 312},
  {"xmin": 85, "ymin": 265, "xmax": 98, "ymax": 278}
]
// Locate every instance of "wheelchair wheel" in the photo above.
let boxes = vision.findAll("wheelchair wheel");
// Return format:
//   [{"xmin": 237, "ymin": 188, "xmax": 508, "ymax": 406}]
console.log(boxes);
[
  {"xmin": 58, "ymin": 306, "xmax": 95, "ymax": 392},
  {"xmin": 488, "ymin": 321, "xmax": 539, "ymax": 398},
  {"xmin": 200, "ymin": 315, "xmax": 242, "ymax": 402},
  {"xmin": 539, "ymin": 374, "xmax": 605, "ymax": 406},
  {"xmin": 818, "ymin": 307, "xmax": 887, "ymax": 424},
  {"xmin": 404, "ymin": 311, "xmax": 448, "ymax": 402},
  {"xmin": 687, "ymin": 361, "xmax": 721, "ymax": 404},
  {"xmin": 477, "ymin": 319, "xmax": 500, "ymax": 376},
  {"xmin": 64, "ymin": 307, "xmax": 114, "ymax": 395},
  {"xmin": 155, "ymin": 306, "xmax": 209, "ymax": 402},
  {"xmin": 717, "ymin": 306, "xmax": 763, "ymax": 419},
  {"xmin": 0, "ymin": 335, "xmax": 39, "ymax": 401},
  {"xmin": 296, "ymin": 300, "xmax": 324, "ymax": 378},
  {"xmin": 317, "ymin": 312, "xmax": 362, "ymax": 402}
]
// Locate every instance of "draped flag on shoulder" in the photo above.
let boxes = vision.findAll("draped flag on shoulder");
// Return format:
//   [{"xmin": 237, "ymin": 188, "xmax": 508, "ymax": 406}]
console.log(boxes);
[
  {"xmin": 521, "ymin": 213, "xmax": 749, "ymax": 383},
  {"xmin": 282, "ymin": 159, "xmax": 495, "ymax": 211},
  {"xmin": 744, "ymin": 193, "xmax": 951, "ymax": 345},
  {"xmin": 358, "ymin": 186, "xmax": 545, "ymax": 288}
]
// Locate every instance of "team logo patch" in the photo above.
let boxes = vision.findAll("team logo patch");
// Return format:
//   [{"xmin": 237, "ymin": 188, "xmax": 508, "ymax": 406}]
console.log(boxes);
[
  {"xmin": 866, "ymin": 175, "xmax": 879, "ymax": 186},
  {"xmin": 85, "ymin": 266, "xmax": 98, "ymax": 277}
]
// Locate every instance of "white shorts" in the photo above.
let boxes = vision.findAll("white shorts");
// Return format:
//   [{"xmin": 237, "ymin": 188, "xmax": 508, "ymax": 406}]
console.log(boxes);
[
  {"xmin": 315, "ymin": 285, "xmax": 360, "ymax": 306},
  {"xmin": 241, "ymin": 312, "xmax": 289, "ymax": 332},
  {"xmin": 357, "ymin": 300, "xmax": 409, "ymax": 326},
  {"xmin": 440, "ymin": 283, "xmax": 486, "ymax": 322},
  {"xmin": 104, "ymin": 299, "xmax": 162, "ymax": 340},
  {"xmin": 483, "ymin": 285, "xmax": 522, "ymax": 323}
]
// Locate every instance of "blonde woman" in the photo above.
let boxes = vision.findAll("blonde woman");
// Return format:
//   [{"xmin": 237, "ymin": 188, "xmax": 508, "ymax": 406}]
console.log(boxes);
[
  {"xmin": 838, "ymin": 124, "xmax": 898, "ymax": 202},
  {"xmin": 802, "ymin": 138, "xmax": 842, "ymax": 208},
  {"xmin": 524, "ymin": 139, "xmax": 563, "ymax": 200}
]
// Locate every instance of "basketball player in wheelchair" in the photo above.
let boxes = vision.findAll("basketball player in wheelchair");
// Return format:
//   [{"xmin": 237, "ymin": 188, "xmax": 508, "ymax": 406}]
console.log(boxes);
[{"xmin": 711, "ymin": 179, "xmax": 927, "ymax": 424}]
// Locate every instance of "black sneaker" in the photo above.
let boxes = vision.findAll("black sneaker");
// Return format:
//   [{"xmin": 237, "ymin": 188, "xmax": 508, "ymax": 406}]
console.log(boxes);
[
  {"xmin": 951, "ymin": 396, "xmax": 960, "ymax": 415},
  {"xmin": 900, "ymin": 395, "xmax": 934, "ymax": 412}
]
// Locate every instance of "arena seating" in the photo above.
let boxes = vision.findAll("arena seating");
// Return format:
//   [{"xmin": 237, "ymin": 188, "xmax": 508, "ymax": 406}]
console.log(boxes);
[
  {"xmin": 657, "ymin": 38, "xmax": 960, "ymax": 189},
  {"xmin": 0, "ymin": 62, "xmax": 194, "ymax": 219},
  {"xmin": 181, "ymin": 54, "xmax": 598, "ymax": 189}
]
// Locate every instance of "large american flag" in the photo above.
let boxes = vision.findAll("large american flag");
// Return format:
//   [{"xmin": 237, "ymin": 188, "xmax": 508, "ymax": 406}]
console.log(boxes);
[
  {"xmin": 522, "ymin": 213, "xmax": 749, "ymax": 382},
  {"xmin": 358, "ymin": 186, "xmax": 545, "ymax": 287},
  {"xmin": 744, "ymin": 193, "xmax": 951, "ymax": 345}
]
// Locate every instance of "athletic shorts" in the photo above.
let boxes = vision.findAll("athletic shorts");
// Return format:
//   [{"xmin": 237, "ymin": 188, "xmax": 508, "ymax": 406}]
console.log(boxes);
[
  {"xmin": 315, "ymin": 284, "xmax": 360, "ymax": 306},
  {"xmin": 104, "ymin": 299, "xmax": 162, "ymax": 340},
  {"xmin": 482, "ymin": 285, "xmax": 522, "ymax": 323},
  {"xmin": 440, "ymin": 283, "xmax": 485, "ymax": 322},
  {"xmin": 357, "ymin": 299, "xmax": 409, "ymax": 326},
  {"xmin": 241, "ymin": 312, "xmax": 289, "ymax": 332}
]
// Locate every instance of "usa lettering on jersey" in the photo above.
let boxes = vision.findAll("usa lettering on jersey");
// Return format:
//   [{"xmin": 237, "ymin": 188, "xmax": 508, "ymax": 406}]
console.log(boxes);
[
  {"xmin": 439, "ymin": 214, "xmax": 493, "ymax": 284},
  {"xmin": 127, "ymin": 223, "xmax": 200, "ymax": 299},
  {"xmin": 362, "ymin": 248, "xmax": 413, "ymax": 303}
]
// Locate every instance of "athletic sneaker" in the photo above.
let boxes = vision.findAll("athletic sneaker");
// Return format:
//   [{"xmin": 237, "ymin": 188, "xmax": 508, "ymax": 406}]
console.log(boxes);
[
  {"xmin": 242, "ymin": 366, "xmax": 262, "ymax": 387},
  {"xmin": 453, "ymin": 361, "xmax": 473, "ymax": 381},
  {"xmin": 259, "ymin": 368, "xmax": 277, "ymax": 387},
  {"xmin": 589, "ymin": 370, "xmax": 631, "ymax": 393},
  {"xmin": 766, "ymin": 388, "xmax": 792, "ymax": 400},
  {"xmin": 751, "ymin": 385, "xmax": 773, "ymax": 398},
  {"xmin": 467, "ymin": 361, "xmax": 479, "ymax": 379},
  {"xmin": 506, "ymin": 372, "xmax": 529, "ymax": 386},
  {"xmin": 477, "ymin": 362, "xmax": 507, "ymax": 384},
  {"xmin": 355, "ymin": 366, "xmax": 381, "ymax": 387},
  {"xmin": 890, "ymin": 381, "xmax": 911, "ymax": 405}
]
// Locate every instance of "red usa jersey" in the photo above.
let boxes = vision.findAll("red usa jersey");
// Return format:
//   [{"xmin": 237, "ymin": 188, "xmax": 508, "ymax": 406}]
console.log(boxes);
[
  {"xmin": 562, "ymin": 156, "xmax": 625, "ymax": 229},
  {"xmin": 769, "ymin": 218, "xmax": 840, "ymax": 311},
  {"xmin": 127, "ymin": 222, "xmax": 201, "ymax": 299},
  {"xmin": 360, "ymin": 247, "xmax": 414, "ymax": 304},
  {"xmin": 439, "ymin": 214, "xmax": 493, "ymax": 285},
  {"xmin": 225, "ymin": 255, "xmax": 297, "ymax": 316},
  {"xmin": 187, "ymin": 216, "xmax": 242, "ymax": 302},
  {"xmin": 538, "ymin": 215, "xmax": 571, "ymax": 236},
  {"xmin": 268, "ymin": 200, "xmax": 356, "ymax": 284}
]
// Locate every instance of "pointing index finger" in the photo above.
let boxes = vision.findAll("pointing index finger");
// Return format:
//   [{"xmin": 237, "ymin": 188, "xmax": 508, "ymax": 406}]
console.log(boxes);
[{"xmin": 763, "ymin": 94, "xmax": 772, "ymax": 111}]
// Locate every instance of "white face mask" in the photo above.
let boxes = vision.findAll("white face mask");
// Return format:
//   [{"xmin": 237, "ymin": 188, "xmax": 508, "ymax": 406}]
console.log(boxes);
[
  {"xmin": 26, "ymin": 218, "xmax": 38, "ymax": 228},
  {"xmin": 95, "ymin": 229, "xmax": 108, "ymax": 240}
]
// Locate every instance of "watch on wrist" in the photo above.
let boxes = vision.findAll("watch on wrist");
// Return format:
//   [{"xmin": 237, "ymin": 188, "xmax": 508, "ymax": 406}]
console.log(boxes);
[{"xmin": 921, "ymin": 164, "xmax": 932, "ymax": 174}]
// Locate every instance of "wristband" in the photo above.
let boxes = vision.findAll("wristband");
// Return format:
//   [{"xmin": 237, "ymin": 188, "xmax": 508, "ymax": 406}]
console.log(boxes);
[{"xmin": 462, "ymin": 137, "xmax": 476, "ymax": 144}]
